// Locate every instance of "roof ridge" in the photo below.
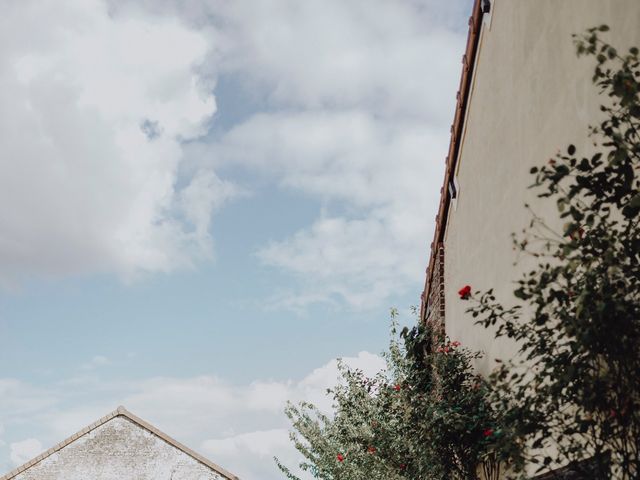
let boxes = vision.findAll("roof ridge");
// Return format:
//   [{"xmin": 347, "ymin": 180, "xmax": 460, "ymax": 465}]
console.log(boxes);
[
  {"xmin": 117, "ymin": 408, "xmax": 240, "ymax": 480},
  {"xmin": 0, "ymin": 407, "xmax": 240, "ymax": 480}
]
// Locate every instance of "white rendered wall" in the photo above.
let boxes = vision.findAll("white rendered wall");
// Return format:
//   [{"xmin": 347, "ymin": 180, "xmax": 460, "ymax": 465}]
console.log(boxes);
[{"xmin": 12, "ymin": 417, "xmax": 225, "ymax": 480}]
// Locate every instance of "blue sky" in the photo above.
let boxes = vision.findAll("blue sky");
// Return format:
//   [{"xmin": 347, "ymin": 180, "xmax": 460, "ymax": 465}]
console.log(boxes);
[{"xmin": 0, "ymin": 0, "xmax": 472, "ymax": 478}]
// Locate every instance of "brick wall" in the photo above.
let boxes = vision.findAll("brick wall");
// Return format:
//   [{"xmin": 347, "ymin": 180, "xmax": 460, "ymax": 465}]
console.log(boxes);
[{"xmin": 424, "ymin": 243, "xmax": 445, "ymax": 338}]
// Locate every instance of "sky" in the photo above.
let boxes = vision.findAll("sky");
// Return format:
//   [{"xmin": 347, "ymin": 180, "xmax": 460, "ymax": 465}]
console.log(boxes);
[{"xmin": 0, "ymin": 0, "xmax": 472, "ymax": 478}]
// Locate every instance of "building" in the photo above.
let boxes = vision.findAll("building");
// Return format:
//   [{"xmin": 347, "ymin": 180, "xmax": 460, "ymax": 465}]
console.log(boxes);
[
  {"xmin": 420, "ymin": 0, "xmax": 640, "ymax": 376},
  {"xmin": 0, "ymin": 407, "xmax": 239, "ymax": 480},
  {"xmin": 419, "ymin": 1, "xmax": 639, "ymax": 477}
]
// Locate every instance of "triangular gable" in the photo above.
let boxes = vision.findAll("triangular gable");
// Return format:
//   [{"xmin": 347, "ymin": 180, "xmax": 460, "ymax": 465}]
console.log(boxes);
[{"xmin": 1, "ymin": 406, "xmax": 239, "ymax": 480}]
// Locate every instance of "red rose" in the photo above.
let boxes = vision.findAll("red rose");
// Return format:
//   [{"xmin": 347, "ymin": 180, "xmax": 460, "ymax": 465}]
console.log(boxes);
[
  {"xmin": 451, "ymin": 341, "xmax": 461, "ymax": 347},
  {"xmin": 399, "ymin": 464, "xmax": 406, "ymax": 470},
  {"xmin": 337, "ymin": 453, "xmax": 344, "ymax": 462},
  {"xmin": 436, "ymin": 346, "xmax": 444, "ymax": 353},
  {"xmin": 483, "ymin": 428, "xmax": 494, "ymax": 438},
  {"xmin": 568, "ymin": 227, "xmax": 585, "ymax": 241},
  {"xmin": 458, "ymin": 285, "xmax": 472, "ymax": 299},
  {"xmin": 367, "ymin": 446, "xmax": 376, "ymax": 454},
  {"xmin": 393, "ymin": 384, "xmax": 401, "ymax": 391}
]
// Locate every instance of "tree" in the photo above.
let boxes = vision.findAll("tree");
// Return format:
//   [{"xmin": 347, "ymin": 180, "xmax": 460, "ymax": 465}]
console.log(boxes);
[
  {"xmin": 468, "ymin": 27, "xmax": 640, "ymax": 479},
  {"xmin": 276, "ymin": 311, "xmax": 504, "ymax": 480}
]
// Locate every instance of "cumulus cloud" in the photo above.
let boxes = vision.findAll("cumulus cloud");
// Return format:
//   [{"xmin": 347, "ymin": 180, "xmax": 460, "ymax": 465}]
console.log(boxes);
[
  {"xmin": 203, "ymin": 111, "xmax": 448, "ymax": 307},
  {"xmin": 0, "ymin": 0, "xmax": 237, "ymax": 284},
  {"xmin": 177, "ymin": 0, "xmax": 464, "ymax": 308},
  {"xmin": 97, "ymin": 0, "xmax": 466, "ymax": 308},
  {"xmin": 210, "ymin": 0, "xmax": 464, "ymax": 120},
  {"xmin": 2, "ymin": 0, "xmax": 466, "ymax": 306},
  {"xmin": 0, "ymin": 352, "xmax": 385, "ymax": 479}
]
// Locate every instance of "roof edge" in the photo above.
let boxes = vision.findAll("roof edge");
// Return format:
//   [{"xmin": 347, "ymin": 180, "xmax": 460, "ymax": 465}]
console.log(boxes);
[
  {"xmin": 0, "ymin": 406, "xmax": 240, "ymax": 480},
  {"xmin": 420, "ymin": 0, "xmax": 486, "ymax": 320},
  {"xmin": 118, "ymin": 407, "xmax": 240, "ymax": 480}
]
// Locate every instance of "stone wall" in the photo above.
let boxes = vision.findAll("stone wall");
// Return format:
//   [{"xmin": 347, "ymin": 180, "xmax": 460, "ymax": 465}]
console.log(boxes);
[{"xmin": 11, "ymin": 417, "xmax": 225, "ymax": 480}]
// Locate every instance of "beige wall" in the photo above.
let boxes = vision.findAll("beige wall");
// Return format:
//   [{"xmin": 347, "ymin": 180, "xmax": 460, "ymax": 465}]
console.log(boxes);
[{"xmin": 443, "ymin": 0, "xmax": 640, "ymax": 375}]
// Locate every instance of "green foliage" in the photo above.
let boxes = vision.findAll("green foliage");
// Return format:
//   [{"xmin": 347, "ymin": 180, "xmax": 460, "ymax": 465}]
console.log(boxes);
[
  {"xmin": 276, "ymin": 313, "xmax": 503, "ymax": 480},
  {"xmin": 470, "ymin": 28, "xmax": 640, "ymax": 479},
  {"xmin": 401, "ymin": 323, "xmax": 506, "ymax": 480}
]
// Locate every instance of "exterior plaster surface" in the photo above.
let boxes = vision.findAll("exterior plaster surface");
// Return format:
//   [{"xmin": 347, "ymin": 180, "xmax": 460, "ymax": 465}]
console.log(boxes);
[
  {"xmin": 9, "ymin": 416, "xmax": 226, "ymax": 480},
  {"xmin": 443, "ymin": 0, "xmax": 640, "ymax": 376}
]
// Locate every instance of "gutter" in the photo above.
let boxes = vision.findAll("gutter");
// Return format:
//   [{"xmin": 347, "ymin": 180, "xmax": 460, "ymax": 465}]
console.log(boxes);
[{"xmin": 420, "ymin": 0, "xmax": 488, "ymax": 321}]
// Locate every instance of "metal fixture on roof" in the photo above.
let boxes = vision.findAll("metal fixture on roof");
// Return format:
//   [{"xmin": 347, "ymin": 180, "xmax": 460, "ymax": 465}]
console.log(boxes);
[
  {"xmin": 482, "ymin": 0, "xmax": 491, "ymax": 14},
  {"xmin": 448, "ymin": 179, "xmax": 457, "ymax": 200}
]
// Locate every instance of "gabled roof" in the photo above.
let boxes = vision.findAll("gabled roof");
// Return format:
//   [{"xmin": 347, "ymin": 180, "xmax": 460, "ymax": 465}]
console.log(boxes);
[
  {"xmin": 0, "ymin": 406, "xmax": 240, "ymax": 480},
  {"xmin": 420, "ymin": 0, "xmax": 487, "ymax": 320}
]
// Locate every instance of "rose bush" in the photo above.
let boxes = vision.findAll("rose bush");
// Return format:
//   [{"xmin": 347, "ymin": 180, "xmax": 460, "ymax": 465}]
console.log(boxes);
[{"xmin": 275, "ymin": 311, "xmax": 505, "ymax": 480}]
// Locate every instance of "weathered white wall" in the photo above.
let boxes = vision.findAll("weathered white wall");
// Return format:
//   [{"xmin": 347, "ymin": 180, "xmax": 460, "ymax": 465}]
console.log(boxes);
[
  {"xmin": 12, "ymin": 417, "xmax": 225, "ymax": 480},
  {"xmin": 443, "ymin": 0, "xmax": 640, "ymax": 375}
]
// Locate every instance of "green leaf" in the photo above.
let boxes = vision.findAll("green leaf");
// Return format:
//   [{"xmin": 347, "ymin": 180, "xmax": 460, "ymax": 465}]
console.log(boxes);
[{"xmin": 629, "ymin": 193, "xmax": 640, "ymax": 209}]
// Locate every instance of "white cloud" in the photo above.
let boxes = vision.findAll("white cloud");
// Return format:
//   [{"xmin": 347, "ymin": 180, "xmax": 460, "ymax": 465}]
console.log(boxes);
[
  {"xmin": 0, "ymin": 379, "xmax": 58, "ymax": 416},
  {"xmin": 212, "ymin": 0, "xmax": 464, "ymax": 119},
  {"xmin": 202, "ymin": 429, "xmax": 292, "ymax": 479},
  {"xmin": 203, "ymin": 111, "xmax": 448, "ymax": 307},
  {"xmin": 0, "ymin": 352, "xmax": 385, "ymax": 479},
  {"xmin": 0, "ymin": 0, "xmax": 236, "ymax": 284},
  {"xmin": 177, "ymin": 0, "xmax": 463, "ymax": 309},
  {"xmin": 1, "ymin": 0, "xmax": 465, "ymax": 307},
  {"xmin": 106, "ymin": 0, "xmax": 465, "ymax": 308},
  {"xmin": 10, "ymin": 438, "xmax": 42, "ymax": 467}
]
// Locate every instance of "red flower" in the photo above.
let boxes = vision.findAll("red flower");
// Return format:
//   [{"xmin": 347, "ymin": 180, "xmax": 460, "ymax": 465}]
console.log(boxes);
[
  {"xmin": 399, "ymin": 464, "xmax": 406, "ymax": 470},
  {"xmin": 337, "ymin": 453, "xmax": 344, "ymax": 462},
  {"xmin": 367, "ymin": 446, "xmax": 376, "ymax": 454},
  {"xmin": 567, "ymin": 227, "xmax": 585, "ymax": 241},
  {"xmin": 483, "ymin": 428, "xmax": 494, "ymax": 438},
  {"xmin": 393, "ymin": 384, "xmax": 401, "ymax": 391},
  {"xmin": 436, "ymin": 346, "xmax": 444, "ymax": 353},
  {"xmin": 609, "ymin": 409, "xmax": 617, "ymax": 419},
  {"xmin": 458, "ymin": 285, "xmax": 472, "ymax": 300},
  {"xmin": 451, "ymin": 341, "xmax": 461, "ymax": 347}
]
